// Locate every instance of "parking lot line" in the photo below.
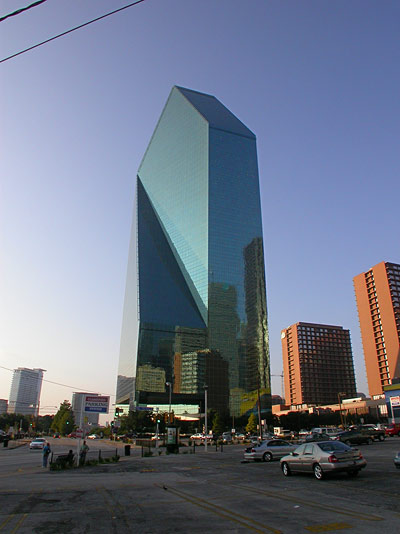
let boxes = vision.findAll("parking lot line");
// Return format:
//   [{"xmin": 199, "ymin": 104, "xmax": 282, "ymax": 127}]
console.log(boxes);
[
  {"xmin": 10, "ymin": 513, "xmax": 27, "ymax": 534},
  {"xmin": 305, "ymin": 523, "xmax": 352, "ymax": 532},
  {"xmin": 156, "ymin": 484, "xmax": 282, "ymax": 534},
  {"xmin": 232, "ymin": 485, "xmax": 383, "ymax": 522},
  {"xmin": 0, "ymin": 514, "xmax": 14, "ymax": 531}
]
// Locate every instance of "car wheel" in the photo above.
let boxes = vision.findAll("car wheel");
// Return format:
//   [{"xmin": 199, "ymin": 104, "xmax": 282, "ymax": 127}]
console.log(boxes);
[
  {"xmin": 379, "ymin": 435, "xmax": 384, "ymax": 442},
  {"xmin": 367, "ymin": 438, "xmax": 373, "ymax": 445},
  {"xmin": 347, "ymin": 470, "xmax": 359, "ymax": 477},
  {"xmin": 313, "ymin": 464, "xmax": 324, "ymax": 480},
  {"xmin": 281, "ymin": 462, "xmax": 291, "ymax": 476},
  {"xmin": 263, "ymin": 452, "xmax": 273, "ymax": 462}
]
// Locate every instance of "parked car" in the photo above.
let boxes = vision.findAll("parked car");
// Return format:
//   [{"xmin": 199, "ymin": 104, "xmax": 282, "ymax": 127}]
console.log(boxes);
[
  {"xmin": 311, "ymin": 427, "xmax": 341, "ymax": 437},
  {"xmin": 222, "ymin": 432, "xmax": 232, "ymax": 443},
  {"xmin": 280, "ymin": 440, "xmax": 367, "ymax": 480},
  {"xmin": 358, "ymin": 424, "xmax": 385, "ymax": 442},
  {"xmin": 394, "ymin": 451, "xmax": 400, "ymax": 469},
  {"xmin": 87, "ymin": 434, "xmax": 100, "ymax": 440},
  {"xmin": 244, "ymin": 439, "xmax": 297, "ymax": 462},
  {"xmin": 335, "ymin": 429, "xmax": 373, "ymax": 445},
  {"xmin": 29, "ymin": 438, "xmax": 46, "ymax": 450},
  {"xmin": 67, "ymin": 432, "xmax": 81, "ymax": 438},
  {"xmin": 385, "ymin": 423, "xmax": 400, "ymax": 437},
  {"xmin": 53, "ymin": 432, "xmax": 60, "ymax": 438},
  {"xmin": 304, "ymin": 432, "xmax": 333, "ymax": 443},
  {"xmin": 190, "ymin": 433, "xmax": 213, "ymax": 442}
]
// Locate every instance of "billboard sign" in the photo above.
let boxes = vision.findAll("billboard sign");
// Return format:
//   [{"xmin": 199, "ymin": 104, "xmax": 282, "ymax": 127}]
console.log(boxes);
[{"xmin": 84, "ymin": 395, "xmax": 110, "ymax": 413}]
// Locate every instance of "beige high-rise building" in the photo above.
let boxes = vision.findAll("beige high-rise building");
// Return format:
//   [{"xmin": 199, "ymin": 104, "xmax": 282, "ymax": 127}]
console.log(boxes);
[
  {"xmin": 281, "ymin": 322, "xmax": 356, "ymax": 406},
  {"xmin": 353, "ymin": 261, "xmax": 400, "ymax": 397}
]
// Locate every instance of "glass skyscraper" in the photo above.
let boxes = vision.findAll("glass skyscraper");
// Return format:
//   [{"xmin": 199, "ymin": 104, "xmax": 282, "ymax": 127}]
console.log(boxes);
[{"xmin": 117, "ymin": 86, "xmax": 270, "ymax": 417}]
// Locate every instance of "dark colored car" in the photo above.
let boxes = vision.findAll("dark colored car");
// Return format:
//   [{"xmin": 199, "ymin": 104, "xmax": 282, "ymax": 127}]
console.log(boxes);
[
  {"xmin": 335, "ymin": 429, "xmax": 372, "ymax": 446},
  {"xmin": 304, "ymin": 433, "xmax": 332, "ymax": 443},
  {"xmin": 358, "ymin": 424, "xmax": 385, "ymax": 442},
  {"xmin": 280, "ymin": 441, "xmax": 367, "ymax": 480}
]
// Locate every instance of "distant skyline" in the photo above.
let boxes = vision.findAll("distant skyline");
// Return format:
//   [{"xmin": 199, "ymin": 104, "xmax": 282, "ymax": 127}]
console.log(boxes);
[{"xmin": 1, "ymin": 1, "xmax": 399, "ymax": 416}]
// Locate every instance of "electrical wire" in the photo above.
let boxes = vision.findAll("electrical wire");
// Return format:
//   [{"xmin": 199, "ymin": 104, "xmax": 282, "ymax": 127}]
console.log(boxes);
[
  {"xmin": 0, "ymin": 365, "xmax": 116, "ymax": 397},
  {"xmin": 0, "ymin": 0, "xmax": 48, "ymax": 23},
  {"xmin": 0, "ymin": 0, "xmax": 146, "ymax": 64}
]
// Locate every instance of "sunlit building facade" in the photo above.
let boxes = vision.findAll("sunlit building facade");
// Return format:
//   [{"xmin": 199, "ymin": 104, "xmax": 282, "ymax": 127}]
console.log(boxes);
[
  {"xmin": 8, "ymin": 367, "xmax": 45, "ymax": 416},
  {"xmin": 354, "ymin": 261, "xmax": 400, "ymax": 397},
  {"xmin": 281, "ymin": 323, "xmax": 357, "ymax": 406},
  {"xmin": 117, "ymin": 86, "xmax": 270, "ymax": 416}
]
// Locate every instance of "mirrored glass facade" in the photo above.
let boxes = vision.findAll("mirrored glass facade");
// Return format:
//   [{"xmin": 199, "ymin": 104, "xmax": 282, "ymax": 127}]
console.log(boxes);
[{"xmin": 117, "ymin": 86, "xmax": 271, "ymax": 416}]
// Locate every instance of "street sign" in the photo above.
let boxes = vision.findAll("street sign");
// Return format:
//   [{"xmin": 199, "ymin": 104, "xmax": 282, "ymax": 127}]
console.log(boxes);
[
  {"xmin": 75, "ymin": 429, "xmax": 83, "ymax": 438},
  {"xmin": 391, "ymin": 396, "xmax": 400, "ymax": 406},
  {"xmin": 135, "ymin": 406, "xmax": 153, "ymax": 411},
  {"xmin": 84, "ymin": 395, "xmax": 110, "ymax": 413}
]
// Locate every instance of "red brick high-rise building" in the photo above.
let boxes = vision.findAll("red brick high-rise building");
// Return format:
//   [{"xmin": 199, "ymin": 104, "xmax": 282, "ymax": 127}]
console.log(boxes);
[
  {"xmin": 353, "ymin": 261, "xmax": 400, "ymax": 397},
  {"xmin": 281, "ymin": 322, "xmax": 356, "ymax": 406}
]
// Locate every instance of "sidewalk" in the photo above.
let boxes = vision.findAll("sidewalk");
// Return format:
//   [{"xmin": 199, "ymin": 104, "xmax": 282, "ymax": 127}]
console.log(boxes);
[{"xmin": 0, "ymin": 439, "xmax": 28, "ymax": 451}]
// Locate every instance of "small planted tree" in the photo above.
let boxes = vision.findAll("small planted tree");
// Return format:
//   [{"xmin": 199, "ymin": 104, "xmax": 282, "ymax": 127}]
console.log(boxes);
[
  {"xmin": 212, "ymin": 412, "xmax": 224, "ymax": 436},
  {"xmin": 246, "ymin": 413, "xmax": 257, "ymax": 434}
]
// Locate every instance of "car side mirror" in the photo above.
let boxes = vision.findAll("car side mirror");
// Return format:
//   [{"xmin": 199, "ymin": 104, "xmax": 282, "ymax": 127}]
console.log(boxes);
[{"xmin": 290, "ymin": 452, "xmax": 297, "ymax": 456}]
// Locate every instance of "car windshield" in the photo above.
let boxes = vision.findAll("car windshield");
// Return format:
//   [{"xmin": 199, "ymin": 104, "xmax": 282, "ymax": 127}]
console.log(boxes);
[{"xmin": 317, "ymin": 442, "xmax": 350, "ymax": 452}]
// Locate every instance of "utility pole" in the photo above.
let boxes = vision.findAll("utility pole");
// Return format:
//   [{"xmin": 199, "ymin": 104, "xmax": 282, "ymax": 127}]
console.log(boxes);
[
  {"xmin": 166, "ymin": 382, "xmax": 172, "ymax": 423},
  {"xmin": 204, "ymin": 384, "xmax": 208, "ymax": 452}
]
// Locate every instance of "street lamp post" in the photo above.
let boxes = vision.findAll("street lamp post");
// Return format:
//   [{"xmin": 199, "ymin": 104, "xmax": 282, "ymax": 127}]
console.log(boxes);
[
  {"xmin": 204, "ymin": 384, "xmax": 208, "ymax": 452},
  {"xmin": 338, "ymin": 392, "xmax": 346, "ymax": 428},
  {"xmin": 166, "ymin": 382, "xmax": 172, "ymax": 423}
]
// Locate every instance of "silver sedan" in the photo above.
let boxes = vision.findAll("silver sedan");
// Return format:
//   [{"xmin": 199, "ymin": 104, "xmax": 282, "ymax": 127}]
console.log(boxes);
[
  {"xmin": 280, "ymin": 440, "xmax": 367, "ymax": 480},
  {"xmin": 244, "ymin": 439, "xmax": 297, "ymax": 462}
]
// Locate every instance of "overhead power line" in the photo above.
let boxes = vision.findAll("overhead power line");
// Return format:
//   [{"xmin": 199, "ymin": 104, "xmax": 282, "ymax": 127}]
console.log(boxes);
[
  {"xmin": 0, "ymin": 0, "xmax": 48, "ymax": 23},
  {"xmin": 0, "ymin": 0, "xmax": 146, "ymax": 64},
  {"xmin": 0, "ymin": 364, "xmax": 116, "ymax": 397}
]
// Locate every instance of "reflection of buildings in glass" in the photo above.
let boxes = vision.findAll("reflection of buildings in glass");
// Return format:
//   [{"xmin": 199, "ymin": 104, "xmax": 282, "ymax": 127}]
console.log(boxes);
[
  {"xmin": 174, "ymin": 349, "xmax": 229, "ymax": 414},
  {"xmin": 116, "ymin": 86, "xmax": 270, "ymax": 415},
  {"xmin": 208, "ymin": 283, "xmax": 240, "ymax": 391},
  {"xmin": 174, "ymin": 326, "xmax": 207, "ymax": 355},
  {"xmin": 244, "ymin": 238, "xmax": 270, "ymax": 393},
  {"xmin": 136, "ymin": 364, "xmax": 166, "ymax": 393},
  {"xmin": 116, "ymin": 375, "xmax": 135, "ymax": 405}
]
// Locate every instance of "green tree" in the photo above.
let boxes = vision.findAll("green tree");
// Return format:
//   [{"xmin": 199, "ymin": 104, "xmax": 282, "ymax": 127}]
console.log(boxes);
[
  {"xmin": 118, "ymin": 410, "xmax": 153, "ymax": 434},
  {"xmin": 212, "ymin": 412, "xmax": 224, "ymax": 435},
  {"xmin": 37, "ymin": 415, "xmax": 54, "ymax": 434},
  {"xmin": 51, "ymin": 401, "xmax": 75, "ymax": 434},
  {"xmin": 246, "ymin": 413, "xmax": 257, "ymax": 434}
]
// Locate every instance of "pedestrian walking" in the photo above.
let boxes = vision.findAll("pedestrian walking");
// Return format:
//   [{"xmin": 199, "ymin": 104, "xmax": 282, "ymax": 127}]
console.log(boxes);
[
  {"xmin": 42, "ymin": 442, "xmax": 51, "ymax": 468},
  {"xmin": 79, "ymin": 440, "xmax": 89, "ymax": 466}
]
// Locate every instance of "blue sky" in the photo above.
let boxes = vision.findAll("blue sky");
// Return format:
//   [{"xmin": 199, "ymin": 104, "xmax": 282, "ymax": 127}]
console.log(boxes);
[{"xmin": 1, "ymin": 0, "xmax": 399, "ymax": 416}]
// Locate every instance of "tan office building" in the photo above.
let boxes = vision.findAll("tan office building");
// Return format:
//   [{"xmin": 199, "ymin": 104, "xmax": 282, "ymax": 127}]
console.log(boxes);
[
  {"xmin": 353, "ymin": 261, "xmax": 400, "ymax": 397},
  {"xmin": 281, "ymin": 322, "xmax": 356, "ymax": 406}
]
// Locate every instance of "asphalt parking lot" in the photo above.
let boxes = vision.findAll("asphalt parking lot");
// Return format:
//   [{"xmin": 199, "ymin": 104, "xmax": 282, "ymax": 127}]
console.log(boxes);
[{"xmin": 0, "ymin": 437, "xmax": 399, "ymax": 533}]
